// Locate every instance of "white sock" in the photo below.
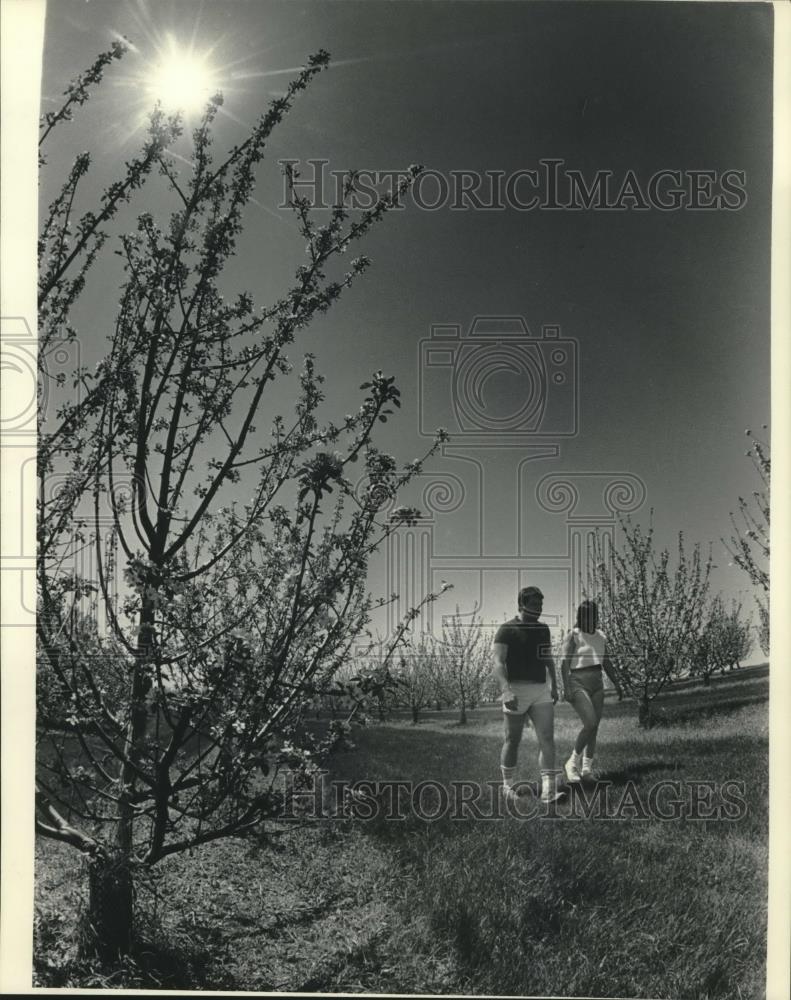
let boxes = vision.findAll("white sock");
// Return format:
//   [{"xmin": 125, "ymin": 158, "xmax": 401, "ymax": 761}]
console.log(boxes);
[
  {"xmin": 501, "ymin": 765, "xmax": 517, "ymax": 789},
  {"xmin": 540, "ymin": 769, "xmax": 560, "ymax": 796},
  {"xmin": 569, "ymin": 750, "xmax": 582, "ymax": 766},
  {"xmin": 583, "ymin": 754, "xmax": 594, "ymax": 769}
]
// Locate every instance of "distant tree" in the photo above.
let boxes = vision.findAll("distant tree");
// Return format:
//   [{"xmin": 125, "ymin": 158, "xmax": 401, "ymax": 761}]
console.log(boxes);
[
  {"xmin": 36, "ymin": 43, "xmax": 438, "ymax": 962},
  {"xmin": 479, "ymin": 669, "xmax": 501, "ymax": 705},
  {"xmin": 724, "ymin": 429, "xmax": 769, "ymax": 655},
  {"xmin": 393, "ymin": 633, "xmax": 439, "ymax": 724},
  {"xmin": 691, "ymin": 596, "xmax": 753, "ymax": 686},
  {"xmin": 335, "ymin": 590, "xmax": 452, "ymax": 723},
  {"xmin": 587, "ymin": 518, "xmax": 712, "ymax": 726},
  {"xmin": 437, "ymin": 608, "xmax": 492, "ymax": 724},
  {"xmin": 430, "ymin": 663, "xmax": 451, "ymax": 712}
]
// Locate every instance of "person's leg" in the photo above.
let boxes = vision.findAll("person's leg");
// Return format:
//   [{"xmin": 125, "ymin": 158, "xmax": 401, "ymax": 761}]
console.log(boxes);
[
  {"xmin": 563, "ymin": 685, "xmax": 598, "ymax": 781},
  {"xmin": 582, "ymin": 687, "xmax": 605, "ymax": 775},
  {"xmin": 571, "ymin": 688, "xmax": 598, "ymax": 755},
  {"xmin": 528, "ymin": 700, "xmax": 555, "ymax": 769},
  {"xmin": 500, "ymin": 711, "xmax": 525, "ymax": 792},
  {"xmin": 583, "ymin": 688, "xmax": 605, "ymax": 756},
  {"xmin": 528, "ymin": 700, "xmax": 563, "ymax": 801}
]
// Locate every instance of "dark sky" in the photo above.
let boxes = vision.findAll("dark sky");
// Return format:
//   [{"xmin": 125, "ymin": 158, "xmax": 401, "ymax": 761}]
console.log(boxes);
[{"xmin": 40, "ymin": 1, "xmax": 773, "ymax": 647}]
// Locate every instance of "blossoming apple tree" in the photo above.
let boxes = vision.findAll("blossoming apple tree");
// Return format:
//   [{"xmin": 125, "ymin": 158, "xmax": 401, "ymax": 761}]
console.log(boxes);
[{"xmin": 36, "ymin": 42, "xmax": 443, "ymax": 960}]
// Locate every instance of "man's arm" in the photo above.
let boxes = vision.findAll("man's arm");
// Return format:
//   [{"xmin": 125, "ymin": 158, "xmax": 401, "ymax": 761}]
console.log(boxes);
[{"xmin": 492, "ymin": 642, "xmax": 515, "ymax": 706}]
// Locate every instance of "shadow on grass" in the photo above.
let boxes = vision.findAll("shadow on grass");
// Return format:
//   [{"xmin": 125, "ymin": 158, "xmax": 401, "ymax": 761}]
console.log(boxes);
[
  {"xmin": 130, "ymin": 933, "xmax": 237, "ymax": 991},
  {"xmin": 592, "ymin": 759, "xmax": 684, "ymax": 782},
  {"xmin": 661, "ymin": 693, "xmax": 769, "ymax": 726},
  {"xmin": 34, "ymin": 930, "xmax": 237, "ymax": 991}
]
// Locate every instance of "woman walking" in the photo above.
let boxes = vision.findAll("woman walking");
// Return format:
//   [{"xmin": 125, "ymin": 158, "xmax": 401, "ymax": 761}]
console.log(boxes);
[{"xmin": 560, "ymin": 600, "xmax": 620, "ymax": 782}]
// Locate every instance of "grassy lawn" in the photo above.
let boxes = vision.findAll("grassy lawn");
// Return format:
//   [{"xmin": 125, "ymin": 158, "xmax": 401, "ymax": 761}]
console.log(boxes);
[{"xmin": 34, "ymin": 667, "xmax": 769, "ymax": 996}]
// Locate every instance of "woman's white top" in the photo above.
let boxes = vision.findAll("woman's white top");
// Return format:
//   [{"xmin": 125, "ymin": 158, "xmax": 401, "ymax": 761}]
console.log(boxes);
[{"xmin": 570, "ymin": 627, "xmax": 606, "ymax": 669}]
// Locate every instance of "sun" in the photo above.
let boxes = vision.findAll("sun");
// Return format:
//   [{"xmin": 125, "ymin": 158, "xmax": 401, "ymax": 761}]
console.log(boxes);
[{"xmin": 147, "ymin": 38, "xmax": 217, "ymax": 115}]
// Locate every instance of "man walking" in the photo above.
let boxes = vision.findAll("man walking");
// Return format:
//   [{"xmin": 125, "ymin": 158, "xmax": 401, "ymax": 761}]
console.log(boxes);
[{"xmin": 493, "ymin": 586, "xmax": 565, "ymax": 803}]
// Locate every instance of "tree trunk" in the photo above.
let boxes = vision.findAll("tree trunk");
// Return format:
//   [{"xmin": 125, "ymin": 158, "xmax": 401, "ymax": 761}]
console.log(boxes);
[
  {"xmin": 85, "ymin": 592, "xmax": 154, "ymax": 960},
  {"xmin": 411, "ymin": 705, "xmax": 419, "ymax": 724},
  {"xmin": 116, "ymin": 595, "xmax": 157, "ymax": 854},
  {"xmin": 83, "ymin": 849, "xmax": 135, "ymax": 962},
  {"xmin": 703, "ymin": 672, "xmax": 711, "ymax": 687},
  {"xmin": 459, "ymin": 701, "xmax": 467, "ymax": 725},
  {"xmin": 637, "ymin": 696, "xmax": 652, "ymax": 728}
]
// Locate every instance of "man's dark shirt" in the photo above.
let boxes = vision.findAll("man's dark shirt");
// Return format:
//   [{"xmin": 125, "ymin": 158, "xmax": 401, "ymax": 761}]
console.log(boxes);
[{"xmin": 494, "ymin": 617, "xmax": 552, "ymax": 684}]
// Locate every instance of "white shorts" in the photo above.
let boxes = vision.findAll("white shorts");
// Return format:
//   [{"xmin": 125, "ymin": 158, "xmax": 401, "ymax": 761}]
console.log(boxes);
[{"xmin": 502, "ymin": 680, "xmax": 552, "ymax": 715}]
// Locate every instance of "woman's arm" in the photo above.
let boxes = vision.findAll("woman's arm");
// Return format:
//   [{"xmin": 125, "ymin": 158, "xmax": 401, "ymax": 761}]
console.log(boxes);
[{"xmin": 559, "ymin": 632, "xmax": 576, "ymax": 701}]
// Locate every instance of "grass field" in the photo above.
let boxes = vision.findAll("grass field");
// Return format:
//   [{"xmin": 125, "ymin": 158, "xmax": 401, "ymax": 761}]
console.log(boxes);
[{"xmin": 34, "ymin": 665, "xmax": 769, "ymax": 996}]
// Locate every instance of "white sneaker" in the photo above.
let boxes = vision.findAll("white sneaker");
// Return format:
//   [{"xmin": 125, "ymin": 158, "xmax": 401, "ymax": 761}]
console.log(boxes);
[
  {"xmin": 581, "ymin": 757, "xmax": 594, "ymax": 779},
  {"xmin": 540, "ymin": 772, "xmax": 568, "ymax": 803},
  {"xmin": 564, "ymin": 755, "xmax": 582, "ymax": 783},
  {"xmin": 540, "ymin": 786, "xmax": 567, "ymax": 803},
  {"xmin": 502, "ymin": 784, "xmax": 529, "ymax": 802}
]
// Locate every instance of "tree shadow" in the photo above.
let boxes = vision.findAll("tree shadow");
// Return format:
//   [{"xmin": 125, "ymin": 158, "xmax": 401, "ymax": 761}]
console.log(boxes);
[
  {"xmin": 130, "ymin": 934, "xmax": 237, "ymax": 990},
  {"xmin": 33, "ymin": 929, "xmax": 238, "ymax": 991},
  {"xmin": 660, "ymin": 694, "xmax": 768, "ymax": 726}
]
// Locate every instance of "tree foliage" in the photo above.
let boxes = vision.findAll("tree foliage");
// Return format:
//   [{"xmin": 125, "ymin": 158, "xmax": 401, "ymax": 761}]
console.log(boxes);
[
  {"xmin": 587, "ymin": 517, "xmax": 712, "ymax": 726},
  {"xmin": 435, "ymin": 607, "xmax": 492, "ymax": 724},
  {"xmin": 36, "ymin": 43, "xmax": 439, "ymax": 959},
  {"xmin": 691, "ymin": 596, "xmax": 752, "ymax": 685},
  {"xmin": 391, "ymin": 632, "xmax": 441, "ymax": 724},
  {"xmin": 723, "ymin": 429, "xmax": 769, "ymax": 655}
]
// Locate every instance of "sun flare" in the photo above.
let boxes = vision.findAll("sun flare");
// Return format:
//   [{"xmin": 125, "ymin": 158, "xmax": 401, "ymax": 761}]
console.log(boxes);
[{"xmin": 147, "ymin": 38, "xmax": 217, "ymax": 114}]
